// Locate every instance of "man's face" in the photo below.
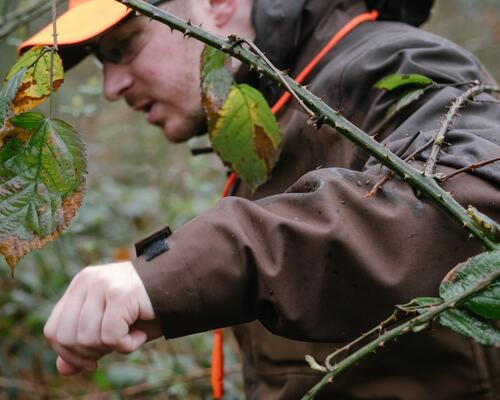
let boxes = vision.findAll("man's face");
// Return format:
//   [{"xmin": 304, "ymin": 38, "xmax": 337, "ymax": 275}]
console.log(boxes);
[{"xmin": 98, "ymin": 4, "xmax": 206, "ymax": 143}]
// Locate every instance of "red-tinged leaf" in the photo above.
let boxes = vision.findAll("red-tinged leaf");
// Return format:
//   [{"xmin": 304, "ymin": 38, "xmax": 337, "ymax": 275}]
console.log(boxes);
[{"xmin": 0, "ymin": 113, "xmax": 86, "ymax": 271}]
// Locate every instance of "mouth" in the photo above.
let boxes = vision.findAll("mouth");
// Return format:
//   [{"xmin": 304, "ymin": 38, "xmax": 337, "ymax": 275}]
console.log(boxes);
[{"xmin": 133, "ymin": 100, "xmax": 155, "ymax": 114}]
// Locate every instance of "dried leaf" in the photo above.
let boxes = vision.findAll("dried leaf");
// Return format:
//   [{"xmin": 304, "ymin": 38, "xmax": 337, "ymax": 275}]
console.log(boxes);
[
  {"xmin": 200, "ymin": 46, "xmax": 282, "ymax": 190},
  {"xmin": 210, "ymin": 84, "xmax": 281, "ymax": 190},
  {"xmin": 4, "ymin": 46, "xmax": 64, "ymax": 114},
  {"xmin": 374, "ymin": 74, "xmax": 434, "ymax": 91},
  {"xmin": 0, "ymin": 113, "xmax": 86, "ymax": 271},
  {"xmin": 440, "ymin": 250, "xmax": 500, "ymax": 319}
]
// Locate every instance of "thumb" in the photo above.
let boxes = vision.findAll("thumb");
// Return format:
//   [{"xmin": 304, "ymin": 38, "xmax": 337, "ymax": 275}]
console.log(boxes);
[
  {"xmin": 115, "ymin": 329, "xmax": 148, "ymax": 354},
  {"xmin": 56, "ymin": 356, "xmax": 96, "ymax": 375}
]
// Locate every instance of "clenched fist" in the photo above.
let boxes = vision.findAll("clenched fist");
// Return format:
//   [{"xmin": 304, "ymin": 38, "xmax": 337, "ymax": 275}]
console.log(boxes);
[{"xmin": 44, "ymin": 261, "xmax": 162, "ymax": 376}]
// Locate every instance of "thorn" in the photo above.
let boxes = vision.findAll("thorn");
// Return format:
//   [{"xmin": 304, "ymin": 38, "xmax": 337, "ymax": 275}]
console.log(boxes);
[
  {"xmin": 403, "ymin": 174, "xmax": 410, "ymax": 181},
  {"xmin": 468, "ymin": 234, "xmax": 474, "ymax": 240}
]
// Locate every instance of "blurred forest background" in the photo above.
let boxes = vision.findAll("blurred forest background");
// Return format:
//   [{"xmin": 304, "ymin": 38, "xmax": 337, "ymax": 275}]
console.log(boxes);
[{"xmin": 0, "ymin": 0, "xmax": 499, "ymax": 398}]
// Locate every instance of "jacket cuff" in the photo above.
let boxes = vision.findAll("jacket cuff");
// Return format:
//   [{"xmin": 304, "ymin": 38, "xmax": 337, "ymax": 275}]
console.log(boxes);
[
  {"xmin": 131, "ymin": 204, "xmax": 255, "ymax": 339},
  {"xmin": 132, "ymin": 229, "xmax": 205, "ymax": 339}
]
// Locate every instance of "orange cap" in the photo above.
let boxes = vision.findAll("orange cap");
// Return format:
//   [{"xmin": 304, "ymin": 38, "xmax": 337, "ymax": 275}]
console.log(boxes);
[{"xmin": 19, "ymin": 0, "xmax": 133, "ymax": 68}]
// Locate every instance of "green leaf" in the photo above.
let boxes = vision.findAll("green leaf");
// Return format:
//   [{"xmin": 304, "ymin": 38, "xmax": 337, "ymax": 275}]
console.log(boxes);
[
  {"xmin": 414, "ymin": 297, "xmax": 443, "ymax": 307},
  {"xmin": 210, "ymin": 84, "xmax": 281, "ymax": 190},
  {"xmin": 4, "ymin": 46, "xmax": 64, "ymax": 114},
  {"xmin": 201, "ymin": 45, "xmax": 229, "ymax": 81},
  {"xmin": 414, "ymin": 296, "xmax": 500, "ymax": 346},
  {"xmin": 0, "ymin": 68, "xmax": 26, "ymax": 128},
  {"xmin": 374, "ymin": 74, "xmax": 434, "ymax": 91},
  {"xmin": 200, "ymin": 45, "xmax": 282, "ymax": 190},
  {"xmin": 10, "ymin": 111, "xmax": 46, "ymax": 131},
  {"xmin": 440, "ymin": 250, "xmax": 500, "ymax": 319},
  {"xmin": 384, "ymin": 88, "xmax": 427, "ymax": 122},
  {"xmin": 0, "ymin": 113, "xmax": 86, "ymax": 271},
  {"xmin": 437, "ymin": 308, "xmax": 500, "ymax": 347}
]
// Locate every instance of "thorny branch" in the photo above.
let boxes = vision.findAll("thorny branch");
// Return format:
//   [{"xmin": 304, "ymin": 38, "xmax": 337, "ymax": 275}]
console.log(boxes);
[
  {"xmin": 302, "ymin": 268, "xmax": 500, "ymax": 400},
  {"xmin": 120, "ymin": 0, "xmax": 499, "ymax": 251},
  {"xmin": 228, "ymin": 35, "xmax": 316, "ymax": 118},
  {"xmin": 367, "ymin": 136, "xmax": 435, "ymax": 196},
  {"xmin": 112, "ymin": 1, "xmax": 500, "ymax": 398},
  {"xmin": 424, "ymin": 84, "xmax": 500, "ymax": 178}
]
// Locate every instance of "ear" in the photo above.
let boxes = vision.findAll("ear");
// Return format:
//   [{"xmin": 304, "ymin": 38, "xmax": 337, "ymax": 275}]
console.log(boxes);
[{"xmin": 209, "ymin": 0, "xmax": 238, "ymax": 28}]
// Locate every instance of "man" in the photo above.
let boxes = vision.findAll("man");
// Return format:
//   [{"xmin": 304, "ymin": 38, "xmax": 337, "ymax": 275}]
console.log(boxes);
[{"xmin": 20, "ymin": 0, "xmax": 500, "ymax": 398}]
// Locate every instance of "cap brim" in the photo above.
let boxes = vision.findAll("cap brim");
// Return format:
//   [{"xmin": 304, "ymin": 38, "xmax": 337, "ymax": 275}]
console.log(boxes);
[{"xmin": 19, "ymin": 0, "xmax": 132, "ymax": 69}]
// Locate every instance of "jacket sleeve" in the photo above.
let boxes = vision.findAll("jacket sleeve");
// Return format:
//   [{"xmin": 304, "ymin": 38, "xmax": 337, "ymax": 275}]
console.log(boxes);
[{"xmin": 132, "ymin": 24, "xmax": 500, "ymax": 342}]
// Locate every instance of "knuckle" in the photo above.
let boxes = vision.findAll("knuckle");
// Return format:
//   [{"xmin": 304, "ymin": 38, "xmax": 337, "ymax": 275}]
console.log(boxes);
[
  {"xmin": 101, "ymin": 335, "xmax": 117, "ymax": 348},
  {"xmin": 76, "ymin": 333, "xmax": 96, "ymax": 348},
  {"xmin": 106, "ymin": 285, "xmax": 124, "ymax": 301},
  {"xmin": 55, "ymin": 333, "xmax": 73, "ymax": 347},
  {"xmin": 43, "ymin": 322, "xmax": 53, "ymax": 337}
]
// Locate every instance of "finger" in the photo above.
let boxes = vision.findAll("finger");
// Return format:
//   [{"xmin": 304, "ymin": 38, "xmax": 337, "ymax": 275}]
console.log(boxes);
[
  {"xmin": 77, "ymin": 286, "xmax": 106, "ymax": 348},
  {"xmin": 101, "ymin": 294, "xmax": 144, "ymax": 354},
  {"xmin": 55, "ymin": 288, "xmax": 88, "ymax": 345},
  {"xmin": 55, "ymin": 342, "xmax": 108, "ymax": 360},
  {"xmin": 118, "ymin": 329, "xmax": 148, "ymax": 354},
  {"xmin": 44, "ymin": 289, "xmax": 69, "ymax": 340},
  {"xmin": 56, "ymin": 356, "xmax": 82, "ymax": 376},
  {"xmin": 45, "ymin": 269, "xmax": 91, "ymax": 338},
  {"xmin": 52, "ymin": 345, "xmax": 96, "ymax": 372},
  {"xmin": 56, "ymin": 356, "xmax": 97, "ymax": 376}
]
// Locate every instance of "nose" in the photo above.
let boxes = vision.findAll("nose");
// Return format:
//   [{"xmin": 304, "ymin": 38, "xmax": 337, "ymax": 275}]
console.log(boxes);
[{"xmin": 102, "ymin": 62, "xmax": 133, "ymax": 101}]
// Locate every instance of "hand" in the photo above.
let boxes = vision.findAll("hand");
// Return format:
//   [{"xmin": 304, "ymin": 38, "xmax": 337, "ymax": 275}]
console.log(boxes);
[{"xmin": 44, "ymin": 261, "xmax": 162, "ymax": 376}]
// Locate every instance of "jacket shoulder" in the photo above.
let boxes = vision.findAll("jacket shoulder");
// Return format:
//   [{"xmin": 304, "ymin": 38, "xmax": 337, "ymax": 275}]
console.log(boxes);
[{"xmin": 311, "ymin": 21, "xmax": 495, "ymax": 131}]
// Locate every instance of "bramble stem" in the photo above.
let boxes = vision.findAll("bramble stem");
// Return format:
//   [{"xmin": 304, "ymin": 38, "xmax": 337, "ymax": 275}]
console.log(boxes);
[
  {"xmin": 119, "ymin": 0, "xmax": 499, "ymax": 251},
  {"xmin": 301, "ymin": 268, "xmax": 500, "ymax": 399},
  {"xmin": 424, "ymin": 84, "xmax": 500, "ymax": 178}
]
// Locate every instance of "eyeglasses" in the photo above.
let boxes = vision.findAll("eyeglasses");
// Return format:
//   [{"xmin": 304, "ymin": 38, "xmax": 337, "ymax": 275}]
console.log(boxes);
[{"xmin": 87, "ymin": 0, "xmax": 169, "ymax": 65}]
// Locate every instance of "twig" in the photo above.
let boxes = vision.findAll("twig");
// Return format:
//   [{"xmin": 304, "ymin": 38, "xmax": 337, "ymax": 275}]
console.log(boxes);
[
  {"xmin": 228, "ymin": 35, "xmax": 316, "ymax": 118},
  {"xmin": 119, "ymin": 0, "xmax": 499, "ymax": 251},
  {"xmin": 367, "ymin": 135, "xmax": 434, "ymax": 197},
  {"xmin": 325, "ymin": 310, "xmax": 398, "ymax": 370},
  {"xmin": 0, "ymin": 375, "xmax": 66, "ymax": 397},
  {"xmin": 49, "ymin": 0, "xmax": 58, "ymax": 119},
  {"xmin": 424, "ymin": 84, "xmax": 500, "ymax": 178},
  {"xmin": 70, "ymin": 364, "xmax": 242, "ymax": 400},
  {"xmin": 191, "ymin": 146, "xmax": 214, "ymax": 156},
  {"xmin": 437, "ymin": 156, "xmax": 500, "ymax": 182},
  {"xmin": 302, "ymin": 268, "xmax": 500, "ymax": 399},
  {"xmin": 0, "ymin": 0, "xmax": 66, "ymax": 42}
]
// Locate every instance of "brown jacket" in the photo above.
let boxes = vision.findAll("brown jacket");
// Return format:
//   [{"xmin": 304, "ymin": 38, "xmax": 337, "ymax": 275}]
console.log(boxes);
[{"xmin": 133, "ymin": 0, "xmax": 500, "ymax": 398}]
